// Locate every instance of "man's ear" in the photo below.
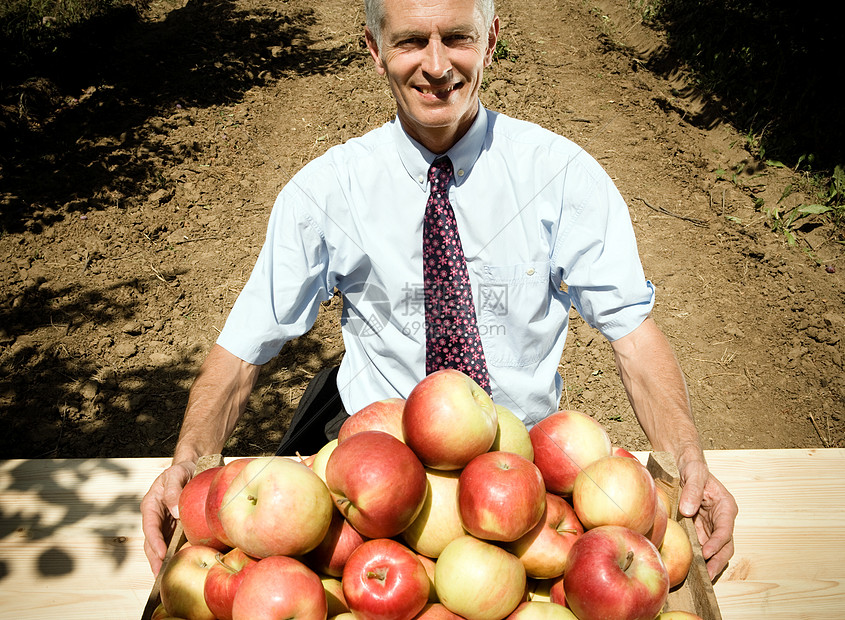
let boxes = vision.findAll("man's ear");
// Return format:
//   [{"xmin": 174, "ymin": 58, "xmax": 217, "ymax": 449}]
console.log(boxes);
[
  {"xmin": 365, "ymin": 27, "xmax": 386, "ymax": 75},
  {"xmin": 483, "ymin": 16, "xmax": 500, "ymax": 68}
]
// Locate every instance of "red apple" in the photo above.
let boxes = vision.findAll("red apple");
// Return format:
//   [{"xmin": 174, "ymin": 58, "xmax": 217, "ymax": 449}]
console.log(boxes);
[
  {"xmin": 529, "ymin": 410, "xmax": 611, "ymax": 495},
  {"xmin": 177, "ymin": 466, "xmax": 229, "ymax": 551},
  {"xmin": 656, "ymin": 485, "xmax": 674, "ymax": 520},
  {"xmin": 572, "ymin": 455, "xmax": 657, "ymax": 536},
  {"xmin": 414, "ymin": 603, "xmax": 463, "ymax": 619},
  {"xmin": 231, "ymin": 555, "xmax": 327, "ymax": 620},
  {"xmin": 506, "ymin": 493, "xmax": 583, "ymax": 579},
  {"xmin": 202, "ymin": 548, "xmax": 258, "ymax": 620},
  {"xmin": 159, "ymin": 544, "xmax": 218, "ymax": 620},
  {"xmin": 648, "ymin": 488, "xmax": 669, "ymax": 548},
  {"xmin": 659, "ymin": 518, "xmax": 694, "ymax": 588},
  {"xmin": 326, "ymin": 430, "xmax": 427, "ymax": 538},
  {"xmin": 563, "ymin": 525, "xmax": 669, "ymax": 620},
  {"xmin": 458, "ymin": 451, "xmax": 546, "ymax": 542},
  {"xmin": 507, "ymin": 601, "xmax": 578, "ymax": 619},
  {"xmin": 342, "ymin": 538, "xmax": 430, "ymax": 620},
  {"xmin": 322, "ymin": 575, "xmax": 349, "ymax": 617},
  {"xmin": 612, "ymin": 445, "xmax": 638, "ymax": 459},
  {"xmin": 339, "ymin": 398, "xmax": 406, "ymax": 443},
  {"xmin": 304, "ymin": 508, "xmax": 368, "ymax": 577},
  {"xmin": 435, "ymin": 535, "xmax": 526, "ymax": 620},
  {"xmin": 416, "ymin": 553, "xmax": 438, "ymax": 602},
  {"xmin": 218, "ymin": 456, "xmax": 333, "ymax": 558},
  {"xmin": 490, "ymin": 404, "xmax": 534, "ymax": 462},
  {"xmin": 548, "ymin": 574, "xmax": 566, "ymax": 607},
  {"xmin": 205, "ymin": 458, "xmax": 255, "ymax": 548},
  {"xmin": 403, "ymin": 369, "xmax": 498, "ymax": 470},
  {"xmin": 402, "ymin": 468, "xmax": 465, "ymax": 558}
]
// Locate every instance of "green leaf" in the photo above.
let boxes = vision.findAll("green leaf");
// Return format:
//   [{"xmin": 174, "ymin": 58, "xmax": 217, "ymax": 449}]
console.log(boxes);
[{"xmin": 797, "ymin": 204, "xmax": 832, "ymax": 215}]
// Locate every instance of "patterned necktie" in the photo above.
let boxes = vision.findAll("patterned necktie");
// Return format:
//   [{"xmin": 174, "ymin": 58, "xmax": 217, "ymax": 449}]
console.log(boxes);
[{"xmin": 423, "ymin": 157, "xmax": 491, "ymax": 394}]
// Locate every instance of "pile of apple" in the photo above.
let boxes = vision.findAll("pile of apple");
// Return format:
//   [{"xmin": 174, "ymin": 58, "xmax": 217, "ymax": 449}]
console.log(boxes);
[{"xmin": 154, "ymin": 369, "xmax": 701, "ymax": 620}]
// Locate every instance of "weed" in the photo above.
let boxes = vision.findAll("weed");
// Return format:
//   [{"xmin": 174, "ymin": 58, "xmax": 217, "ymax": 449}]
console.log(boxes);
[{"xmin": 492, "ymin": 38, "xmax": 516, "ymax": 62}]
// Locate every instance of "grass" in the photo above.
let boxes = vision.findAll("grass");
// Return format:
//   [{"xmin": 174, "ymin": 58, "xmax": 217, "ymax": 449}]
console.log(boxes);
[
  {"xmin": 0, "ymin": 0, "xmax": 145, "ymax": 77},
  {"xmin": 628, "ymin": 0, "xmax": 844, "ymax": 245}
]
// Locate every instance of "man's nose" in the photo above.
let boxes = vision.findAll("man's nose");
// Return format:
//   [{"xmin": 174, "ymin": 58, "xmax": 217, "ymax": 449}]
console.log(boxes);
[{"xmin": 421, "ymin": 40, "xmax": 451, "ymax": 80}]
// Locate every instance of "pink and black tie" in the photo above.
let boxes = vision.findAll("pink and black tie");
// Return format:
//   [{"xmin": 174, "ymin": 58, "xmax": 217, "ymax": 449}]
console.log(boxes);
[{"xmin": 423, "ymin": 157, "xmax": 491, "ymax": 394}]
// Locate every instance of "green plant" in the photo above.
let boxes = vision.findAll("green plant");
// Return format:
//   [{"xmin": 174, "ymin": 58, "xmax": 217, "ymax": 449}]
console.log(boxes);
[{"xmin": 492, "ymin": 38, "xmax": 516, "ymax": 62}]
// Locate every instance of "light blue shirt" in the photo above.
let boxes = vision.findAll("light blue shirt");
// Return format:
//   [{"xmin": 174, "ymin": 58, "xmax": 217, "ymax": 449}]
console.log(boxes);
[{"xmin": 217, "ymin": 105, "xmax": 654, "ymax": 425}]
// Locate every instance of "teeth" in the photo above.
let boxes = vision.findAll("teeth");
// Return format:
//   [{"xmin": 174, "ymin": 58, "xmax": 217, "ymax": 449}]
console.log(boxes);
[{"xmin": 418, "ymin": 84, "xmax": 456, "ymax": 95}]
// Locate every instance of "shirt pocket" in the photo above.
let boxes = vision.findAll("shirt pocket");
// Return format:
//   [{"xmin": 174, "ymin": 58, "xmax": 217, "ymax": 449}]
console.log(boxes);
[{"xmin": 478, "ymin": 261, "xmax": 556, "ymax": 367}]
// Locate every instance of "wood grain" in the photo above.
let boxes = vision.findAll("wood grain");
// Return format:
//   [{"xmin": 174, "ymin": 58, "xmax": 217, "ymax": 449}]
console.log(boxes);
[{"xmin": 1, "ymin": 449, "xmax": 843, "ymax": 620}]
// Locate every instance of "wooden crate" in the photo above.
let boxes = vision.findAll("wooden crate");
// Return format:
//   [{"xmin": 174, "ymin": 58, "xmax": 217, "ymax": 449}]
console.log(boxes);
[
  {"xmin": 143, "ymin": 451, "xmax": 721, "ymax": 620},
  {"xmin": 141, "ymin": 453, "xmax": 225, "ymax": 620},
  {"xmin": 647, "ymin": 450, "xmax": 722, "ymax": 620}
]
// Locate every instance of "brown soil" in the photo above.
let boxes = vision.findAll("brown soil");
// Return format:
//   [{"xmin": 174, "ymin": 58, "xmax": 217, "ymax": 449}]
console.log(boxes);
[{"xmin": 1, "ymin": 0, "xmax": 843, "ymax": 461}]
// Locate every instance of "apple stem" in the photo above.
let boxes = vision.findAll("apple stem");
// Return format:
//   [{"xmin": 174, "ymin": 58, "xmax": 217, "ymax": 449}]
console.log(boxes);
[
  {"xmin": 214, "ymin": 552, "xmax": 238, "ymax": 574},
  {"xmin": 366, "ymin": 568, "xmax": 388, "ymax": 583},
  {"xmin": 247, "ymin": 494, "xmax": 257, "ymax": 506},
  {"xmin": 623, "ymin": 550, "xmax": 634, "ymax": 572}
]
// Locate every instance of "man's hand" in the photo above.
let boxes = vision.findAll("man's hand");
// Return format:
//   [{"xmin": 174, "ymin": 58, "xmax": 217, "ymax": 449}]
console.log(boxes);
[
  {"xmin": 676, "ymin": 456, "xmax": 738, "ymax": 581},
  {"xmin": 140, "ymin": 460, "xmax": 196, "ymax": 575}
]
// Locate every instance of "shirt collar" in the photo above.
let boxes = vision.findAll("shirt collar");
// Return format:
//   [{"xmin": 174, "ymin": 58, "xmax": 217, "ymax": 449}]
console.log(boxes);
[{"xmin": 391, "ymin": 101, "xmax": 489, "ymax": 192}]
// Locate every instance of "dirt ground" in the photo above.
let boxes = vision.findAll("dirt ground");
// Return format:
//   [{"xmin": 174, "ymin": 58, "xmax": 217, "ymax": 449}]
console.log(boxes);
[{"xmin": 1, "ymin": 0, "xmax": 842, "ymax": 461}]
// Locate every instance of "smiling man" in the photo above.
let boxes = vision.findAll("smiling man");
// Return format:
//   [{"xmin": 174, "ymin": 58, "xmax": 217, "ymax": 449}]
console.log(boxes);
[{"xmin": 142, "ymin": 0, "xmax": 737, "ymax": 582}]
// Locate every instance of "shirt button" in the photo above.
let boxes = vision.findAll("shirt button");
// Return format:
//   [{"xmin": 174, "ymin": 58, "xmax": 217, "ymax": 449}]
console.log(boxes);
[
  {"xmin": 457, "ymin": 169, "xmax": 465, "ymax": 177},
  {"xmin": 526, "ymin": 268, "xmax": 535, "ymax": 276},
  {"xmin": 418, "ymin": 175, "xmax": 425, "ymax": 183}
]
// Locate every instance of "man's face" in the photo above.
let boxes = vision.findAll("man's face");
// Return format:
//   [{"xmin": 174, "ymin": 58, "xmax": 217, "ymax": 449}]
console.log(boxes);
[{"xmin": 366, "ymin": 0, "xmax": 499, "ymax": 153}]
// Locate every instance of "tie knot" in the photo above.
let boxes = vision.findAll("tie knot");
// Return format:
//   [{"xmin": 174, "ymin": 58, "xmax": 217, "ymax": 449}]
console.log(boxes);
[{"xmin": 428, "ymin": 157, "xmax": 454, "ymax": 188}]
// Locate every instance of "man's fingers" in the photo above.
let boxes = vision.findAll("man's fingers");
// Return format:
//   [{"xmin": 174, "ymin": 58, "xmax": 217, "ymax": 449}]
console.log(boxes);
[
  {"xmin": 678, "ymin": 460, "xmax": 708, "ymax": 517},
  {"xmin": 704, "ymin": 536, "xmax": 735, "ymax": 581}
]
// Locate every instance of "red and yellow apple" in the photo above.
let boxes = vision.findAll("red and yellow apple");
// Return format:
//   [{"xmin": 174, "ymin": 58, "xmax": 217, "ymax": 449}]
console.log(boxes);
[
  {"xmin": 529, "ymin": 410, "xmax": 611, "ymax": 495},
  {"xmin": 660, "ymin": 518, "xmax": 694, "ymax": 588},
  {"xmin": 490, "ymin": 404, "xmax": 534, "ymax": 462},
  {"xmin": 326, "ymin": 430, "xmax": 427, "ymax": 538},
  {"xmin": 563, "ymin": 525, "xmax": 669, "ymax": 620},
  {"xmin": 159, "ymin": 544, "xmax": 218, "ymax": 620},
  {"xmin": 205, "ymin": 458, "xmax": 255, "ymax": 548},
  {"xmin": 178, "ymin": 466, "xmax": 228, "ymax": 551},
  {"xmin": 506, "ymin": 493, "xmax": 583, "ymax": 579},
  {"xmin": 203, "ymin": 547, "xmax": 258, "ymax": 620},
  {"xmin": 435, "ymin": 535, "xmax": 526, "ymax": 620},
  {"xmin": 342, "ymin": 538, "xmax": 430, "ymax": 620},
  {"xmin": 402, "ymin": 468, "xmax": 465, "ymax": 558},
  {"xmin": 339, "ymin": 398, "xmax": 406, "ymax": 443},
  {"xmin": 458, "ymin": 451, "xmax": 546, "ymax": 542},
  {"xmin": 303, "ymin": 507, "xmax": 367, "ymax": 577},
  {"xmin": 403, "ymin": 369, "xmax": 498, "ymax": 470},
  {"xmin": 217, "ymin": 456, "xmax": 333, "ymax": 558},
  {"xmin": 231, "ymin": 555, "xmax": 327, "ymax": 620},
  {"xmin": 572, "ymin": 455, "xmax": 657, "ymax": 536}
]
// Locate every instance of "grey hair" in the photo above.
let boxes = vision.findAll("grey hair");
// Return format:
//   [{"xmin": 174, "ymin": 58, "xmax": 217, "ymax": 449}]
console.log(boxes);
[{"xmin": 364, "ymin": 0, "xmax": 496, "ymax": 47}]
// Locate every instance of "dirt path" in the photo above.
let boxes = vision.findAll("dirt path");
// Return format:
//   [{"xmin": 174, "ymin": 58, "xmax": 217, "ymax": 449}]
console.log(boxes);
[{"xmin": 1, "ymin": 0, "xmax": 842, "ymax": 459}]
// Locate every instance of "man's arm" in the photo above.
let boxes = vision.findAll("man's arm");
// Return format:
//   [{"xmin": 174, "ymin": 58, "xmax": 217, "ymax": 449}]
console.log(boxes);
[
  {"xmin": 141, "ymin": 344, "xmax": 261, "ymax": 574},
  {"xmin": 610, "ymin": 316, "xmax": 737, "ymax": 580}
]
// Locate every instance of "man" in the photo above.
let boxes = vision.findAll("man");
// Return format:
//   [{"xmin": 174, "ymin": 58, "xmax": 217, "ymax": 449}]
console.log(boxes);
[{"xmin": 142, "ymin": 0, "xmax": 737, "ymax": 580}]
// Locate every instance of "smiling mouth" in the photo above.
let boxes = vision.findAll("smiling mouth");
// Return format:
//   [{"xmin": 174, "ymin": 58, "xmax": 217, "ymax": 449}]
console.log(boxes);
[{"xmin": 415, "ymin": 83, "xmax": 461, "ymax": 97}]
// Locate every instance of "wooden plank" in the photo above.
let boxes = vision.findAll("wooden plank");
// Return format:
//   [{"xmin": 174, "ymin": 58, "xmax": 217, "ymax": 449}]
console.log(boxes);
[
  {"xmin": 0, "ymin": 457, "xmax": 171, "ymax": 620},
  {"xmin": 705, "ymin": 449, "xmax": 845, "ymax": 619},
  {"xmin": 714, "ymin": 579, "xmax": 845, "ymax": 620}
]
